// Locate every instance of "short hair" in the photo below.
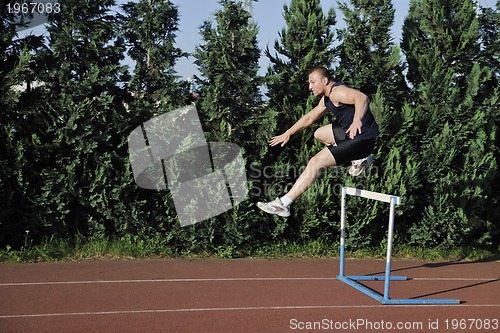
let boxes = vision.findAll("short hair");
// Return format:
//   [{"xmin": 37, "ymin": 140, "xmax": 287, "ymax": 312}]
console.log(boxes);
[{"xmin": 309, "ymin": 66, "xmax": 332, "ymax": 81}]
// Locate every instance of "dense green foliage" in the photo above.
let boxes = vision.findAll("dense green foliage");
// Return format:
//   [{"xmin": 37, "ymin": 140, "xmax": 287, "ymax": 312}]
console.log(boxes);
[
  {"xmin": 1, "ymin": 0, "xmax": 498, "ymax": 257},
  {"xmin": 401, "ymin": 0, "xmax": 499, "ymax": 246}
]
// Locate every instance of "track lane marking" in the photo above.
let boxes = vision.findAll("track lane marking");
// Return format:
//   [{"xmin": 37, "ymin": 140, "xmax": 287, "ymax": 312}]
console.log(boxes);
[
  {"xmin": 1, "ymin": 277, "xmax": 497, "ymax": 287},
  {"xmin": 1, "ymin": 304, "xmax": 500, "ymax": 319}
]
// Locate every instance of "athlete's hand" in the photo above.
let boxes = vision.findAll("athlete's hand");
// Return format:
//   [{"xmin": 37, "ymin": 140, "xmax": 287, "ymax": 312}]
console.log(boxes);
[
  {"xmin": 269, "ymin": 132, "xmax": 290, "ymax": 147},
  {"xmin": 346, "ymin": 118, "xmax": 362, "ymax": 139}
]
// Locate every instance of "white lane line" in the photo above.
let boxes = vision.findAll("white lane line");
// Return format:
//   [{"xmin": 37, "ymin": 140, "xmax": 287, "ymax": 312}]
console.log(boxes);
[
  {"xmin": 1, "ymin": 304, "xmax": 500, "ymax": 319},
  {"xmin": 0, "ymin": 277, "xmax": 497, "ymax": 287},
  {"xmin": 413, "ymin": 278, "xmax": 499, "ymax": 281},
  {"xmin": 0, "ymin": 277, "xmax": 336, "ymax": 286}
]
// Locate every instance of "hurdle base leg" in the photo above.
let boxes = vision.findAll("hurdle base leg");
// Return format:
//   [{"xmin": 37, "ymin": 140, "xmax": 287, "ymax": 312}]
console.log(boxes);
[
  {"xmin": 336, "ymin": 275, "xmax": 385, "ymax": 303},
  {"xmin": 336, "ymin": 275, "xmax": 461, "ymax": 305},
  {"xmin": 347, "ymin": 275, "xmax": 408, "ymax": 281}
]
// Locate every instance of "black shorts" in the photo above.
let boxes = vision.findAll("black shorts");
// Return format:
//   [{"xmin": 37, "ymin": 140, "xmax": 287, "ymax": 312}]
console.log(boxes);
[{"xmin": 327, "ymin": 125, "xmax": 376, "ymax": 166}]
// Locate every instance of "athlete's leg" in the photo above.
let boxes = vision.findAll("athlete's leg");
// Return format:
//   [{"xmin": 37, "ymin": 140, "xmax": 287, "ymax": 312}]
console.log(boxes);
[
  {"xmin": 316, "ymin": 124, "xmax": 372, "ymax": 177},
  {"xmin": 286, "ymin": 147, "xmax": 337, "ymax": 201},
  {"xmin": 314, "ymin": 124, "xmax": 335, "ymax": 145},
  {"xmin": 349, "ymin": 156, "xmax": 373, "ymax": 176},
  {"xmin": 257, "ymin": 147, "xmax": 338, "ymax": 217}
]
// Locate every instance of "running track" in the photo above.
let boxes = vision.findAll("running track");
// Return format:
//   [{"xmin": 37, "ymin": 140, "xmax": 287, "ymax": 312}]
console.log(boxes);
[{"xmin": 0, "ymin": 258, "xmax": 498, "ymax": 332}]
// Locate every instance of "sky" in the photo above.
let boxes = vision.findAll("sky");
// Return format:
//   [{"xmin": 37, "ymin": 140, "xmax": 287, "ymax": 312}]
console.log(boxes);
[
  {"xmin": 172, "ymin": 0, "xmax": 411, "ymax": 80},
  {"xmin": 17, "ymin": 0, "xmax": 494, "ymax": 80}
]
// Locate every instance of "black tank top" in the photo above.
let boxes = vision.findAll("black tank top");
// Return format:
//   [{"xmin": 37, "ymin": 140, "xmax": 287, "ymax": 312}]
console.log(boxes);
[{"xmin": 324, "ymin": 82, "xmax": 379, "ymax": 140}]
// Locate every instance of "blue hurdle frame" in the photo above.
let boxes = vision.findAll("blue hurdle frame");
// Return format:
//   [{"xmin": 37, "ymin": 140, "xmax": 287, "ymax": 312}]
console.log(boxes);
[{"xmin": 337, "ymin": 187, "xmax": 460, "ymax": 305}]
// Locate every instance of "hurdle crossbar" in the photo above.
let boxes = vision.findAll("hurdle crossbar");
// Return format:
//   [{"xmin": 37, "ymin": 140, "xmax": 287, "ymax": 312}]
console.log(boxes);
[{"xmin": 337, "ymin": 186, "xmax": 460, "ymax": 305}]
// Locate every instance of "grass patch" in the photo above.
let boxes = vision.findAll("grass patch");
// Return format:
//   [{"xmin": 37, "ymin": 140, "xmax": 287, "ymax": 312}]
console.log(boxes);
[
  {"xmin": 1, "ymin": 236, "xmax": 498, "ymax": 263},
  {"xmin": 252, "ymin": 240, "xmax": 339, "ymax": 258},
  {"xmin": 0, "ymin": 234, "xmax": 177, "ymax": 263}
]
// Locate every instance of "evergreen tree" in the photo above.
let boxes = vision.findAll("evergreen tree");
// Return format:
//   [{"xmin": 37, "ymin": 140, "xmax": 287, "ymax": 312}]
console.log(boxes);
[
  {"xmin": 335, "ymin": 0, "xmax": 406, "ymax": 100},
  {"xmin": 478, "ymin": 1, "xmax": 500, "ymax": 244},
  {"xmin": 263, "ymin": 0, "xmax": 338, "ymax": 243},
  {"xmin": 335, "ymin": 0, "xmax": 407, "ymax": 138},
  {"xmin": 334, "ymin": 0, "xmax": 412, "ymax": 247},
  {"xmin": 20, "ymin": 0, "xmax": 132, "ymax": 240},
  {"xmin": 478, "ymin": 1, "xmax": 499, "ymax": 81},
  {"xmin": 194, "ymin": 0, "xmax": 263, "ymax": 146},
  {"xmin": 402, "ymin": 0, "xmax": 497, "ymax": 247},
  {"xmin": 193, "ymin": 0, "xmax": 269, "ymax": 251},
  {"xmin": 120, "ymin": 0, "xmax": 198, "ymax": 242},
  {"xmin": 266, "ymin": 0, "xmax": 336, "ymax": 123},
  {"xmin": 0, "ymin": 3, "xmax": 45, "ymax": 247},
  {"xmin": 121, "ymin": 0, "xmax": 188, "ymax": 109}
]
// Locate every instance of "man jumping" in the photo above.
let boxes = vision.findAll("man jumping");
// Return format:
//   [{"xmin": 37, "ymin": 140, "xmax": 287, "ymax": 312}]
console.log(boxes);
[{"xmin": 257, "ymin": 66, "xmax": 378, "ymax": 217}]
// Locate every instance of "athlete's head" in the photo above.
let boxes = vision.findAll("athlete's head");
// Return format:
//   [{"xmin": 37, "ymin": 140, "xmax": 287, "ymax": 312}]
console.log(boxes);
[{"xmin": 308, "ymin": 66, "xmax": 332, "ymax": 97}]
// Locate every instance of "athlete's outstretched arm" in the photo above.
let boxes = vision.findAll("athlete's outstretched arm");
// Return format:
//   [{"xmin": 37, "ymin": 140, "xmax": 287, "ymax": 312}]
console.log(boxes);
[{"xmin": 270, "ymin": 101, "xmax": 327, "ymax": 147}]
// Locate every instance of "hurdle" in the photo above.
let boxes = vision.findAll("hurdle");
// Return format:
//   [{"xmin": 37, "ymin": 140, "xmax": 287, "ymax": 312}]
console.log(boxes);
[{"xmin": 337, "ymin": 187, "xmax": 460, "ymax": 305}]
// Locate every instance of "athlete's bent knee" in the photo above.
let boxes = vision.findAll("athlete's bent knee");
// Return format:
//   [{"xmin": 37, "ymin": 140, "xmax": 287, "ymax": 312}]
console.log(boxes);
[
  {"xmin": 314, "ymin": 128, "xmax": 328, "ymax": 144},
  {"xmin": 314, "ymin": 128, "xmax": 322, "ymax": 141},
  {"xmin": 307, "ymin": 155, "xmax": 323, "ymax": 171}
]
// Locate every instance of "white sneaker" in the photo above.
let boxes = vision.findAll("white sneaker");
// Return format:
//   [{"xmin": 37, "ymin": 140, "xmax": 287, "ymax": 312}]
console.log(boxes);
[
  {"xmin": 257, "ymin": 198, "xmax": 291, "ymax": 217},
  {"xmin": 349, "ymin": 156, "xmax": 373, "ymax": 176}
]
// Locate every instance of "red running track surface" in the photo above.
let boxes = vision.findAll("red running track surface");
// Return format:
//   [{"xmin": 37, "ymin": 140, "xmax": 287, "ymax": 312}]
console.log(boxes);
[{"xmin": 0, "ymin": 258, "xmax": 498, "ymax": 333}]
